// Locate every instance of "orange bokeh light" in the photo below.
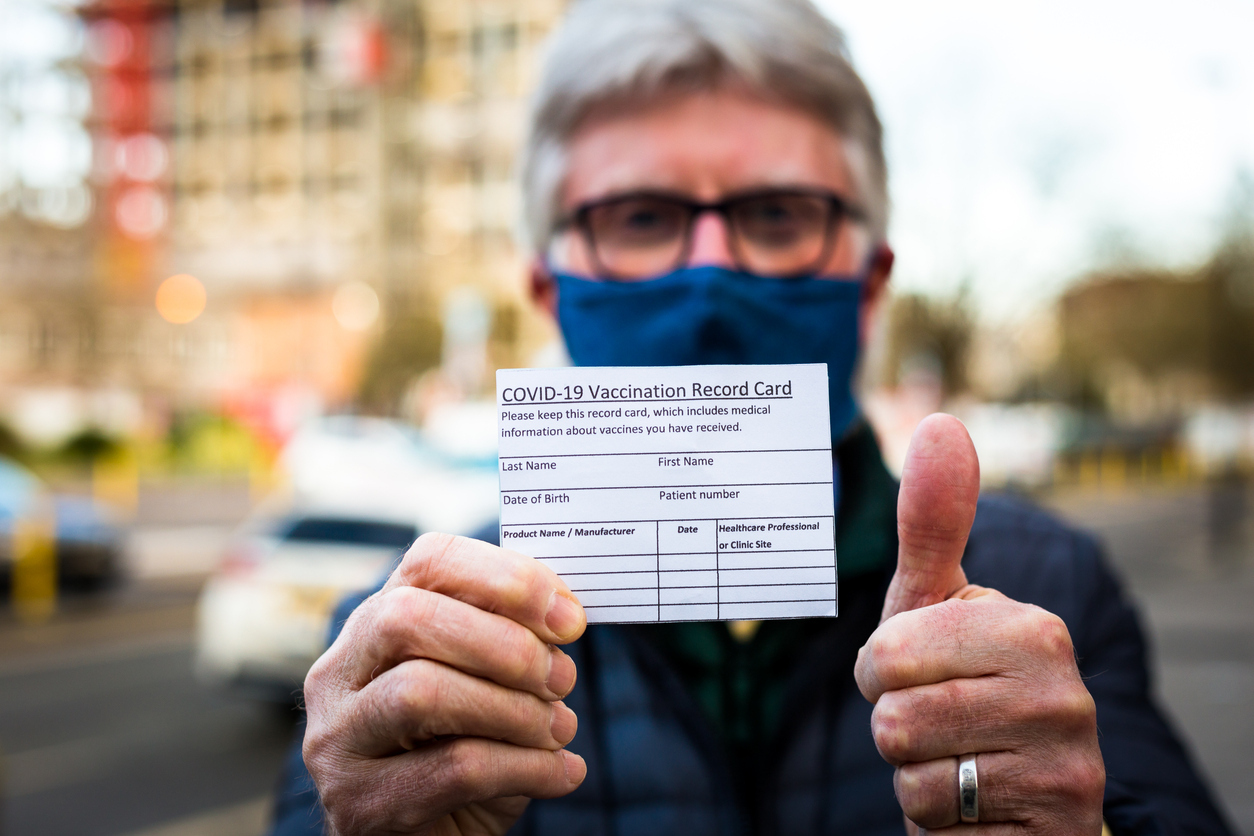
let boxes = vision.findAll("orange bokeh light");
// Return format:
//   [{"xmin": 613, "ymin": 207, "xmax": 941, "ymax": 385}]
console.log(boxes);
[{"xmin": 155, "ymin": 274, "xmax": 206, "ymax": 324}]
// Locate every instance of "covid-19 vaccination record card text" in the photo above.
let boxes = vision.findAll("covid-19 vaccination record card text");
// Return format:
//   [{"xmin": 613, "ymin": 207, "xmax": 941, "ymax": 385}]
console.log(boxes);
[{"xmin": 496, "ymin": 363, "xmax": 837, "ymax": 624}]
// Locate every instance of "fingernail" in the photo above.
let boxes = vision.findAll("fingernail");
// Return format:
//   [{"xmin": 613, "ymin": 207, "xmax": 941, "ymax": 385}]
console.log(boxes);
[
  {"xmin": 546, "ymin": 591, "xmax": 583, "ymax": 641},
  {"xmin": 546, "ymin": 646, "xmax": 577, "ymax": 698},
  {"xmin": 561, "ymin": 749, "xmax": 587, "ymax": 784},
  {"xmin": 550, "ymin": 700, "xmax": 577, "ymax": 746}
]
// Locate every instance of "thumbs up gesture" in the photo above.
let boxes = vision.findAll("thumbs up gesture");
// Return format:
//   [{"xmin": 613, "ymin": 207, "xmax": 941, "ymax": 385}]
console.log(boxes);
[{"xmin": 854, "ymin": 415, "xmax": 1106, "ymax": 834}]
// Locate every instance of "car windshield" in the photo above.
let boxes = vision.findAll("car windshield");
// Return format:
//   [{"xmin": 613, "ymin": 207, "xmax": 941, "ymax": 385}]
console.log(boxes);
[{"xmin": 281, "ymin": 517, "xmax": 418, "ymax": 549}]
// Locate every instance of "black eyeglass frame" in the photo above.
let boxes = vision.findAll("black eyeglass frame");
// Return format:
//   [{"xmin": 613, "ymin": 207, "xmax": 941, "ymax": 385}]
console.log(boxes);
[{"xmin": 556, "ymin": 187, "xmax": 868, "ymax": 281}]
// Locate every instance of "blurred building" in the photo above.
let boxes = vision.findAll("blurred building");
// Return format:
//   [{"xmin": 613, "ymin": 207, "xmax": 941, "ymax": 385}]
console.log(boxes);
[
  {"xmin": 0, "ymin": 217, "xmax": 96, "ymax": 387},
  {"xmin": 0, "ymin": 1, "xmax": 99, "ymax": 426},
  {"xmin": 168, "ymin": 0, "xmax": 560, "ymax": 297},
  {"xmin": 1057, "ymin": 239, "xmax": 1254, "ymax": 423},
  {"xmin": 1, "ymin": 0, "xmax": 565, "ymax": 446},
  {"xmin": 161, "ymin": 0, "xmax": 564, "ymax": 417}
]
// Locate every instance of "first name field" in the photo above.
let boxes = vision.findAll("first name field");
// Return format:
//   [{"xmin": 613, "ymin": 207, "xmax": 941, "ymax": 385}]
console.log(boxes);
[{"xmin": 496, "ymin": 364, "xmax": 838, "ymax": 624}]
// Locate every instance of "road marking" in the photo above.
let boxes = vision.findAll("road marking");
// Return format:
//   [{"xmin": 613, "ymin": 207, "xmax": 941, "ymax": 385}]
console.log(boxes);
[{"xmin": 121, "ymin": 795, "xmax": 271, "ymax": 836}]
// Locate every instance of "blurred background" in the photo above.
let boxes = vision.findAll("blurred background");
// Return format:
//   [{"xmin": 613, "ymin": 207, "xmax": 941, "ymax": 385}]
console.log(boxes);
[{"xmin": 0, "ymin": 0, "xmax": 1250, "ymax": 833}]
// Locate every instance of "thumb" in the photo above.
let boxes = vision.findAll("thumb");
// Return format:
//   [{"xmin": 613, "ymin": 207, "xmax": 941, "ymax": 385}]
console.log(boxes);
[{"xmin": 880, "ymin": 413, "xmax": 981, "ymax": 623}]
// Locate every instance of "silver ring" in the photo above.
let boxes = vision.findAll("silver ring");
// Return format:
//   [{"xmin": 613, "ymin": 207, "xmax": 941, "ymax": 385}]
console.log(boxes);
[{"xmin": 958, "ymin": 754, "xmax": 979, "ymax": 823}]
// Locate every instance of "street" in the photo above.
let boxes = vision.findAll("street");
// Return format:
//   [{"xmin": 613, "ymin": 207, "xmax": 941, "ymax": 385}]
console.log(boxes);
[
  {"xmin": 0, "ymin": 483, "xmax": 1251, "ymax": 835},
  {"xmin": 1045, "ymin": 483, "xmax": 1254, "ymax": 833},
  {"xmin": 0, "ymin": 578, "xmax": 294, "ymax": 836}
]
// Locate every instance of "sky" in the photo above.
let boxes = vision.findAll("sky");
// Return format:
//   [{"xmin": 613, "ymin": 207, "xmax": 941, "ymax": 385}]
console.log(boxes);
[
  {"xmin": 819, "ymin": 0, "xmax": 1254, "ymax": 320},
  {"xmin": 0, "ymin": 0, "xmax": 91, "ymax": 222}
]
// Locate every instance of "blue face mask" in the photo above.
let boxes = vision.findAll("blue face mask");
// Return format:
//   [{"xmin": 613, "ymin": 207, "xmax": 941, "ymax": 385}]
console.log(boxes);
[{"xmin": 553, "ymin": 264, "xmax": 867, "ymax": 441}]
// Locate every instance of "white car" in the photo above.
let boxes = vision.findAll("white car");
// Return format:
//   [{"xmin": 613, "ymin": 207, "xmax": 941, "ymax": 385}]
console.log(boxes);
[
  {"xmin": 195, "ymin": 414, "xmax": 499, "ymax": 700},
  {"xmin": 194, "ymin": 507, "xmax": 421, "ymax": 700}
]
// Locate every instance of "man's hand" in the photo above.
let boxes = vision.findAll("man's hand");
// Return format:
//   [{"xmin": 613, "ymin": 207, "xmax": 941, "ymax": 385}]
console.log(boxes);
[
  {"xmin": 855, "ymin": 415, "xmax": 1105, "ymax": 834},
  {"xmin": 302, "ymin": 533, "xmax": 588, "ymax": 835}
]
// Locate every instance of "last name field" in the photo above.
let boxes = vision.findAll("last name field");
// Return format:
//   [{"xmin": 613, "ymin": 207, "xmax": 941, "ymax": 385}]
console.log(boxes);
[
  {"xmin": 498, "ymin": 450, "xmax": 831, "ymax": 493},
  {"xmin": 501, "ymin": 455, "xmax": 718, "ymax": 472}
]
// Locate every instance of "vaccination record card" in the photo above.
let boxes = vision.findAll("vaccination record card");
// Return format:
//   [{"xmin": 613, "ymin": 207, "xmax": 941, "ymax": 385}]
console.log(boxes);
[{"xmin": 496, "ymin": 363, "xmax": 837, "ymax": 624}]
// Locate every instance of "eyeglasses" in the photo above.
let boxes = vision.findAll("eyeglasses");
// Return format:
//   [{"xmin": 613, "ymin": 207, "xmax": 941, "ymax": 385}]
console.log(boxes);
[{"xmin": 557, "ymin": 188, "xmax": 866, "ymax": 281}]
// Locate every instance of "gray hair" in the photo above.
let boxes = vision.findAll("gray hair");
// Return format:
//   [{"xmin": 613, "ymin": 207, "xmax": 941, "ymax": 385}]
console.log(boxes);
[{"xmin": 519, "ymin": 0, "xmax": 888, "ymax": 255}]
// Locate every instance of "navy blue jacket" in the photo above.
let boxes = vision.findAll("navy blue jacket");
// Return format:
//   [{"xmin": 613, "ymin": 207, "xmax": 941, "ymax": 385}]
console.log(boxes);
[{"xmin": 272, "ymin": 495, "xmax": 1234, "ymax": 835}]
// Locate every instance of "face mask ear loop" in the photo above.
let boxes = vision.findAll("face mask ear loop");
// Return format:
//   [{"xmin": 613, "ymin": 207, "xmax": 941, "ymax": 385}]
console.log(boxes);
[
  {"xmin": 864, "ymin": 242, "xmax": 894, "ymax": 295},
  {"xmin": 533, "ymin": 260, "xmax": 556, "ymax": 290},
  {"xmin": 810, "ymin": 241, "xmax": 887, "ymax": 289},
  {"xmin": 841, "ymin": 243, "xmax": 890, "ymax": 304},
  {"xmin": 530, "ymin": 261, "xmax": 561, "ymax": 318}
]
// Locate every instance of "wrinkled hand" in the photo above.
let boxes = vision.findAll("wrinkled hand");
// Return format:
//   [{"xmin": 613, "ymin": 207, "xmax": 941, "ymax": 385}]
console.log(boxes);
[
  {"xmin": 855, "ymin": 415, "xmax": 1105, "ymax": 834},
  {"xmin": 302, "ymin": 533, "xmax": 588, "ymax": 835}
]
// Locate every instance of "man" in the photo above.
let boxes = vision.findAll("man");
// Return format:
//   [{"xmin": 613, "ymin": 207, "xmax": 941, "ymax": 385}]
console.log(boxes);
[{"xmin": 274, "ymin": 0, "xmax": 1235, "ymax": 833}]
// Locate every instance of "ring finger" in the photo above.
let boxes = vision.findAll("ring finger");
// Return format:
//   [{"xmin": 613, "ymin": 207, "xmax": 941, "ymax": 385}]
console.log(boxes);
[{"xmin": 894, "ymin": 752, "xmax": 1023, "ymax": 829}]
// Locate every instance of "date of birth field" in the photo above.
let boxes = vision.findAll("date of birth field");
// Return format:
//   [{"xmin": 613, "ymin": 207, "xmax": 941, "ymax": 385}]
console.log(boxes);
[{"xmin": 499, "ymin": 481, "xmax": 833, "ymax": 526}]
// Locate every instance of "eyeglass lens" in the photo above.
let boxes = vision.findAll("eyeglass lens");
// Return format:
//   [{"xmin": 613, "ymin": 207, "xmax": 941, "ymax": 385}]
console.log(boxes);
[
  {"xmin": 583, "ymin": 192, "xmax": 838, "ymax": 280},
  {"xmin": 729, "ymin": 193, "xmax": 832, "ymax": 277},
  {"xmin": 585, "ymin": 197, "xmax": 689, "ymax": 280}
]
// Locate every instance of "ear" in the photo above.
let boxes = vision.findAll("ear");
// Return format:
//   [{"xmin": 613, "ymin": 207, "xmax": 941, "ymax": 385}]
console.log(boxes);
[
  {"xmin": 529, "ymin": 258, "xmax": 558, "ymax": 319},
  {"xmin": 859, "ymin": 243, "xmax": 894, "ymax": 344}
]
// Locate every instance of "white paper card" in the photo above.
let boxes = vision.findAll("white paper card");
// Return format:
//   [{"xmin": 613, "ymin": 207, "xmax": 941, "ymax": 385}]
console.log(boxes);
[{"xmin": 496, "ymin": 364, "xmax": 837, "ymax": 624}]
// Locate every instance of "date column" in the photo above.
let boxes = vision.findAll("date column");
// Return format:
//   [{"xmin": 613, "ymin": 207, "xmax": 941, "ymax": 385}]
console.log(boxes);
[{"xmin": 657, "ymin": 520, "xmax": 719, "ymax": 621}]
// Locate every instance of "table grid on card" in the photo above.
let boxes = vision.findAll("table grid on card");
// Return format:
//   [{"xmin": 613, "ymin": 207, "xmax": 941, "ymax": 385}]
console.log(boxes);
[{"xmin": 500, "ymin": 515, "xmax": 836, "ymax": 623}]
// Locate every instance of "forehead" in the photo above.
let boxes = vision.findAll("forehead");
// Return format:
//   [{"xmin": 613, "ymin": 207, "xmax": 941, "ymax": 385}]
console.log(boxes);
[{"xmin": 561, "ymin": 88, "xmax": 855, "ymax": 209}]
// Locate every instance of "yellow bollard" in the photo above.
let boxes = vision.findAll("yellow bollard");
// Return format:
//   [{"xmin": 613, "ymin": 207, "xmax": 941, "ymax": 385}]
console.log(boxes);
[
  {"xmin": 1101, "ymin": 450, "xmax": 1127, "ymax": 492},
  {"xmin": 1052, "ymin": 457, "xmax": 1071, "ymax": 489},
  {"xmin": 1079, "ymin": 453, "xmax": 1099, "ymax": 489},
  {"xmin": 249, "ymin": 444, "xmax": 275, "ymax": 504},
  {"xmin": 1159, "ymin": 448, "xmax": 1177, "ymax": 484},
  {"xmin": 12, "ymin": 502, "xmax": 57, "ymax": 623},
  {"xmin": 93, "ymin": 450, "xmax": 140, "ymax": 520},
  {"xmin": 1165, "ymin": 447, "xmax": 1192, "ymax": 483}
]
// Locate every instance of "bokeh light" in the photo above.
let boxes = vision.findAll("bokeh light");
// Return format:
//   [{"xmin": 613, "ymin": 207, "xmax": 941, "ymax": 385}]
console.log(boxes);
[
  {"xmin": 116, "ymin": 186, "xmax": 167, "ymax": 239},
  {"xmin": 115, "ymin": 133, "xmax": 168, "ymax": 182},
  {"xmin": 331, "ymin": 281, "xmax": 380, "ymax": 331},
  {"xmin": 155, "ymin": 274, "xmax": 206, "ymax": 324}
]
